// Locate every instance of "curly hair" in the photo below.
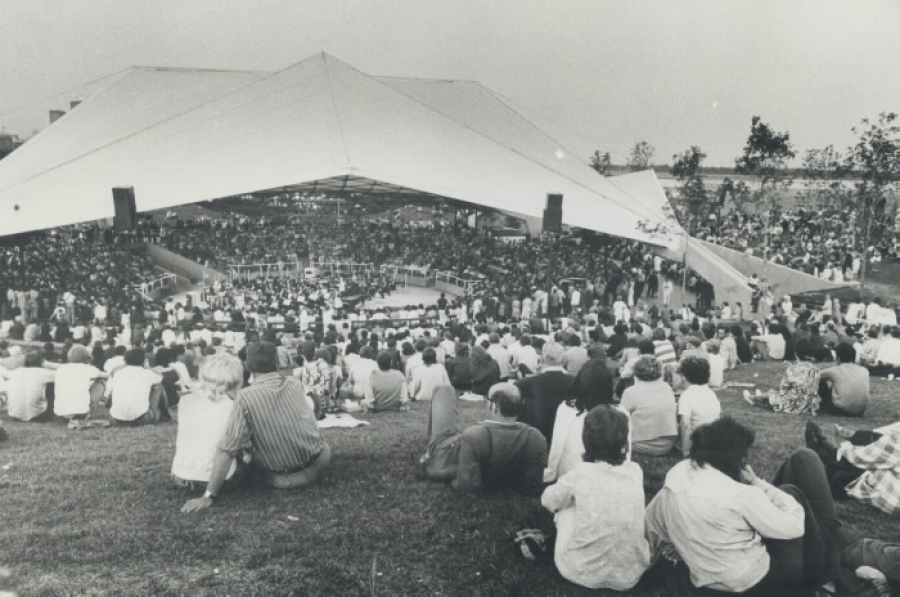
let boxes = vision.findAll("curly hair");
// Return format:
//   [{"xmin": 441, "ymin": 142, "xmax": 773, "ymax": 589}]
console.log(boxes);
[
  {"xmin": 632, "ymin": 355, "xmax": 662, "ymax": 381},
  {"xmin": 679, "ymin": 355, "xmax": 710, "ymax": 385}
]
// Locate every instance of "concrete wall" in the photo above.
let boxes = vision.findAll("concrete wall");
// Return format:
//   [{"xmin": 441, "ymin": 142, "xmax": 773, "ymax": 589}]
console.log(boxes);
[
  {"xmin": 697, "ymin": 240, "xmax": 854, "ymax": 298},
  {"xmin": 144, "ymin": 243, "xmax": 229, "ymax": 283}
]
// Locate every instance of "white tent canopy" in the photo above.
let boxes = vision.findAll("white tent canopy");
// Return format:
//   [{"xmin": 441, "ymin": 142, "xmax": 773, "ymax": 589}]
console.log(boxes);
[{"xmin": 0, "ymin": 52, "xmax": 684, "ymax": 251}]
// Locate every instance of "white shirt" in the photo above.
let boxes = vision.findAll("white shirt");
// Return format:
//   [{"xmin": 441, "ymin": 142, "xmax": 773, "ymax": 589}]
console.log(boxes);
[
  {"xmin": 542, "ymin": 461, "xmax": 650, "ymax": 590},
  {"xmin": 408, "ymin": 363, "xmax": 450, "ymax": 400},
  {"xmin": 5, "ymin": 367, "xmax": 55, "ymax": 421},
  {"xmin": 707, "ymin": 353, "xmax": 726, "ymax": 388},
  {"xmin": 645, "ymin": 460, "xmax": 804, "ymax": 593},
  {"xmin": 677, "ymin": 385, "xmax": 721, "ymax": 453},
  {"xmin": 54, "ymin": 363, "xmax": 103, "ymax": 417},
  {"xmin": 756, "ymin": 333, "xmax": 786, "ymax": 360},
  {"xmin": 108, "ymin": 366, "xmax": 162, "ymax": 421},
  {"xmin": 171, "ymin": 391, "xmax": 236, "ymax": 482},
  {"xmin": 877, "ymin": 336, "xmax": 900, "ymax": 366}
]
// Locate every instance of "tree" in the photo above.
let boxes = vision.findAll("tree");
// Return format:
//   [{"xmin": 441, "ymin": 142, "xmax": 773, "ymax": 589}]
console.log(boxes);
[
  {"xmin": 800, "ymin": 146, "xmax": 852, "ymax": 211},
  {"xmin": 670, "ymin": 146, "xmax": 709, "ymax": 230},
  {"xmin": 590, "ymin": 150, "xmax": 612, "ymax": 175},
  {"xmin": 734, "ymin": 116, "xmax": 795, "ymax": 261},
  {"xmin": 626, "ymin": 141, "xmax": 655, "ymax": 171},
  {"xmin": 845, "ymin": 112, "xmax": 900, "ymax": 292}
]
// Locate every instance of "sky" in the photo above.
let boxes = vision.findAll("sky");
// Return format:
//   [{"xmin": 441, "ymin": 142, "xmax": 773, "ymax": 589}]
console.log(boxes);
[{"xmin": 1, "ymin": 0, "xmax": 898, "ymax": 167}]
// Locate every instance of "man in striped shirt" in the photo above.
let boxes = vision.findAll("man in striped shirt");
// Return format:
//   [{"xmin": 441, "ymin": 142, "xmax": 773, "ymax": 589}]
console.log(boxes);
[{"xmin": 182, "ymin": 342, "xmax": 330, "ymax": 512}]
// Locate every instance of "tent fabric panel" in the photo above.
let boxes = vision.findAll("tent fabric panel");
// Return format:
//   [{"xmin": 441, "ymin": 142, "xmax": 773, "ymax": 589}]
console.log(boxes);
[
  {"xmin": 327, "ymin": 57, "xmax": 672, "ymax": 247},
  {"xmin": 375, "ymin": 77, "xmax": 669, "ymax": 226},
  {"xmin": 0, "ymin": 68, "xmax": 265, "ymax": 193}
]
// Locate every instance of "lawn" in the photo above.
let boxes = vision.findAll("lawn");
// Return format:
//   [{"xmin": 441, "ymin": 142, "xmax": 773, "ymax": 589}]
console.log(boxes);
[{"xmin": 2, "ymin": 361, "xmax": 899, "ymax": 597}]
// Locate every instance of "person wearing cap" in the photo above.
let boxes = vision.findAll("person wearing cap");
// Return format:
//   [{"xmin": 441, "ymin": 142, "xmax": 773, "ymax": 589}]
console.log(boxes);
[
  {"xmin": 515, "ymin": 342, "xmax": 575, "ymax": 443},
  {"xmin": 182, "ymin": 341, "xmax": 330, "ymax": 512},
  {"xmin": 420, "ymin": 383, "xmax": 547, "ymax": 496}
]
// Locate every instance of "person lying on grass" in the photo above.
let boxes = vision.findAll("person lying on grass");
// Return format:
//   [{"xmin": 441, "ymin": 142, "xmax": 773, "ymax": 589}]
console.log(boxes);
[
  {"xmin": 182, "ymin": 342, "xmax": 330, "ymax": 512},
  {"xmin": 805, "ymin": 421, "xmax": 900, "ymax": 516},
  {"xmin": 419, "ymin": 383, "xmax": 547, "ymax": 495},
  {"xmin": 541, "ymin": 405, "xmax": 650, "ymax": 590},
  {"xmin": 171, "ymin": 354, "xmax": 242, "ymax": 487},
  {"xmin": 645, "ymin": 417, "xmax": 900, "ymax": 595}
]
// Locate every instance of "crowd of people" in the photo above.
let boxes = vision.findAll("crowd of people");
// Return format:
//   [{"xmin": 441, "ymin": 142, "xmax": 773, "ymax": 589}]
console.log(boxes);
[
  {"xmin": 695, "ymin": 206, "xmax": 900, "ymax": 283},
  {"xmin": 2, "ymin": 275, "xmax": 899, "ymax": 594},
  {"xmin": 2, "ymin": 198, "xmax": 900, "ymax": 595}
]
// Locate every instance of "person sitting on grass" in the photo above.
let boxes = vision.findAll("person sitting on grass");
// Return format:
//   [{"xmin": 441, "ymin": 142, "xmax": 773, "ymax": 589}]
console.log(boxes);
[
  {"xmin": 818, "ymin": 343, "xmax": 869, "ymax": 417},
  {"xmin": 619, "ymin": 356, "xmax": 677, "ymax": 455},
  {"xmin": 420, "ymin": 383, "xmax": 547, "ymax": 496},
  {"xmin": 106, "ymin": 348, "xmax": 166, "ymax": 425},
  {"xmin": 675, "ymin": 355, "xmax": 721, "ymax": 455},
  {"xmin": 869, "ymin": 325, "xmax": 900, "ymax": 378},
  {"xmin": 361, "ymin": 351, "xmax": 408, "ymax": 412},
  {"xmin": 172, "ymin": 354, "xmax": 242, "ymax": 487},
  {"xmin": 3, "ymin": 350, "xmax": 56, "ymax": 422},
  {"xmin": 645, "ymin": 417, "xmax": 900, "ymax": 595},
  {"xmin": 544, "ymin": 347, "xmax": 623, "ymax": 483},
  {"xmin": 541, "ymin": 406, "xmax": 650, "ymax": 590},
  {"xmin": 408, "ymin": 347, "xmax": 451, "ymax": 401},
  {"xmin": 744, "ymin": 360, "xmax": 822, "ymax": 415},
  {"xmin": 53, "ymin": 345, "xmax": 108, "ymax": 421},
  {"xmin": 182, "ymin": 342, "xmax": 330, "ymax": 512},
  {"xmin": 805, "ymin": 421, "xmax": 900, "ymax": 515}
]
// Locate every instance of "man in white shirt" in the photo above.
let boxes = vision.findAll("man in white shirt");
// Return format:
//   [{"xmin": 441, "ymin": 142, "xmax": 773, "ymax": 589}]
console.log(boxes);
[
  {"xmin": 486, "ymin": 333, "xmax": 513, "ymax": 380},
  {"xmin": 107, "ymin": 349, "xmax": 165, "ymax": 425},
  {"xmin": 873, "ymin": 327, "xmax": 900, "ymax": 373},
  {"xmin": 3, "ymin": 352, "xmax": 56, "ymax": 422},
  {"xmin": 751, "ymin": 325, "xmax": 786, "ymax": 361}
]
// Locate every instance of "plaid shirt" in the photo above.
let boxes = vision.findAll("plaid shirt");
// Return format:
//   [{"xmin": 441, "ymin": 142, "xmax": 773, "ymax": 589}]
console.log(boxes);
[
  {"xmin": 838, "ymin": 431, "xmax": 900, "ymax": 514},
  {"xmin": 218, "ymin": 373, "xmax": 326, "ymax": 474}
]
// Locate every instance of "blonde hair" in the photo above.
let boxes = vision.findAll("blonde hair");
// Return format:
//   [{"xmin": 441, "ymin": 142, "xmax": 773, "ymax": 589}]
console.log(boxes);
[
  {"xmin": 198, "ymin": 354, "xmax": 244, "ymax": 399},
  {"xmin": 67, "ymin": 345, "xmax": 92, "ymax": 364}
]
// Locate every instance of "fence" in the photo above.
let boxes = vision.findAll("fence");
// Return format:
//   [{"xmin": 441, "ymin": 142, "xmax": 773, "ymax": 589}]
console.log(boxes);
[
  {"xmin": 228, "ymin": 261, "xmax": 304, "ymax": 281},
  {"xmin": 139, "ymin": 273, "xmax": 179, "ymax": 300}
]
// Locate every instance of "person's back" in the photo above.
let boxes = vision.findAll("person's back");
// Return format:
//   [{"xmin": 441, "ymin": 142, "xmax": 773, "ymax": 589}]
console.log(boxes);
[
  {"xmin": 109, "ymin": 351, "xmax": 162, "ymax": 423},
  {"xmin": 228, "ymin": 368, "xmax": 326, "ymax": 474},
  {"xmin": 173, "ymin": 389, "xmax": 236, "ymax": 482},
  {"xmin": 6, "ymin": 356, "xmax": 55, "ymax": 421},
  {"xmin": 454, "ymin": 398, "xmax": 547, "ymax": 496},
  {"xmin": 54, "ymin": 347, "xmax": 104, "ymax": 418},
  {"xmin": 364, "ymin": 353, "xmax": 407, "ymax": 412},
  {"xmin": 515, "ymin": 346, "xmax": 574, "ymax": 443},
  {"xmin": 820, "ymin": 362, "xmax": 869, "ymax": 415},
  {"xmin": 542, "ymin": 406, "xmax": 648, "ymax": 590}
]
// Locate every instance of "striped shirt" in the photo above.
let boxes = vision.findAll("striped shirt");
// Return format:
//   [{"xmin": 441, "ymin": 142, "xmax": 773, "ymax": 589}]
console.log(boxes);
[
  {"xmin": 217, "ymin": 373, "xmax": 326, "ymax": 474},
  {"xmin": 653, "ymin": 340, "xmax": 678, "ymax": 365}
]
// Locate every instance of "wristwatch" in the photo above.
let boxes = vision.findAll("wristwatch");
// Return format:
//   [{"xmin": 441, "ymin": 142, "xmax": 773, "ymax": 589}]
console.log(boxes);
[{"xmin": 203, "ymin": 490, "xmax": 216, "ymax": 500}]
